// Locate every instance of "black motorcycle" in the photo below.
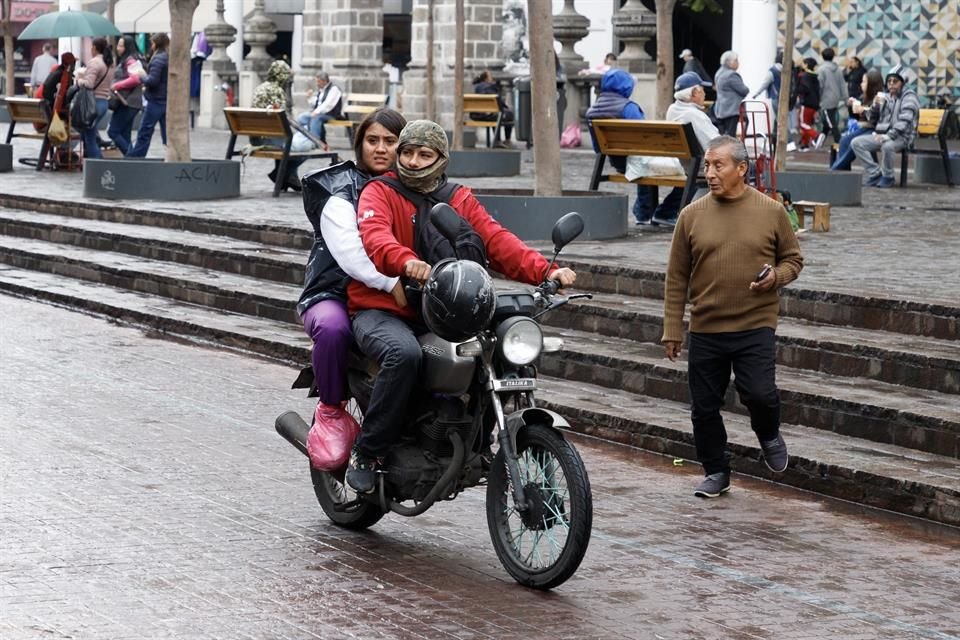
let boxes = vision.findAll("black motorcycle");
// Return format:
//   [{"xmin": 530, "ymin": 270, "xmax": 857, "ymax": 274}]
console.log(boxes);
[{"xmin": 276, "ymin": 207, "xmax": 593, "ymax": 590}]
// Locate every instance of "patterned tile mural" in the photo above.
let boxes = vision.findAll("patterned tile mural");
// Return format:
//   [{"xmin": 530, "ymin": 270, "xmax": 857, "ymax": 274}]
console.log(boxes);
[{"xmin": 779, "ymin": 0, "xmax": 959, "ymax": 105}]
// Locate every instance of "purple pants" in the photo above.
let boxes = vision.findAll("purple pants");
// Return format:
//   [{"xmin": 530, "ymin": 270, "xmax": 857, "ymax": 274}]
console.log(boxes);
[{"xmin": 301, "ymin": 299, "xmax": 353, "ymax": 405}]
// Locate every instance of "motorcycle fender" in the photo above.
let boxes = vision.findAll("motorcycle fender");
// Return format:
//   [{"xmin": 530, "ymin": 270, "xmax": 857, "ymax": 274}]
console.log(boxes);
[{"xmin": 503, "ymin": 408, "xmax": 570, "ymax": 452}]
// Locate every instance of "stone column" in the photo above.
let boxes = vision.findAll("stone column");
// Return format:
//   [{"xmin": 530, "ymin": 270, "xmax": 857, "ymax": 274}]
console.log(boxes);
[
  {"xmin": 732, "ymin": 0, "xmax": 778, "ymax": 93},
  {"xmin": 238, "ymin": 0, "xmax": 278, "ymax": 107},
  {"xmin": 612, "ymin": 0, "xmax": 657, "ymax": 118},
  {"xmin": 404, "ymin": 0, "xmax": 503, "ymax": 128},
  {"xmin": 554, "ymin": 0, "xmax": 590, "ymax": 129},
  {"xmin": 319, "ymin": 0, "xmax": 388, "ymax": 96},
  {"xmin": 199, "ymin": 0, "xmax": 239, "ymax": 129},
  {"xmin": 295, "ymin": 0, "xmax": 325, "ymax": 111}
]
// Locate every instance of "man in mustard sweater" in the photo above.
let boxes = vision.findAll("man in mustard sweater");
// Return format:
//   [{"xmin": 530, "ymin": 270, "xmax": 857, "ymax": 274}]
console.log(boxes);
[{"xmin": 662, "ymin": 136, "xmax": 804, "ymax": 498}]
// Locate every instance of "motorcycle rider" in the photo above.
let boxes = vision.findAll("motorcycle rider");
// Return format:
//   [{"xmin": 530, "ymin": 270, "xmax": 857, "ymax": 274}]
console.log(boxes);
[
  {"xmin": 346, "ymin": 119, "xmax": 576, "ymax": 493},
  {"xmin": 297, "ymin": 108, "xmax": 408, "ymax": 459}
]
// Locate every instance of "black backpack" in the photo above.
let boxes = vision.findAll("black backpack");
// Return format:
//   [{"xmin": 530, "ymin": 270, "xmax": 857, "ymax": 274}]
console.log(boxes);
[{"xmin": 369, "ymin": 175, "xmax": 488, "ymax": 268}]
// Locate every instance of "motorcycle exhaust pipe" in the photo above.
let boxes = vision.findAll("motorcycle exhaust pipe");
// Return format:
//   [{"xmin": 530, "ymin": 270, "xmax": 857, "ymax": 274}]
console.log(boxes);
[{"xmin": 275, "ymin": 411, "xmax": 310, "ymax": 458}]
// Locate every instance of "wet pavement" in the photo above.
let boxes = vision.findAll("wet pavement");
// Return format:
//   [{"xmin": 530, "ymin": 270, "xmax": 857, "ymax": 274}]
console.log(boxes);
[{"xmin": 2, "ymin": 295, "xmax": 958, "ymax": 640}]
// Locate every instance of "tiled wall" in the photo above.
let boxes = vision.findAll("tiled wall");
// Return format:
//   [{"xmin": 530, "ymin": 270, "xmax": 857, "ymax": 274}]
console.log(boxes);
[{"xmin": 780, "ymin": 0, "xmax": 959, "ymax": 105}]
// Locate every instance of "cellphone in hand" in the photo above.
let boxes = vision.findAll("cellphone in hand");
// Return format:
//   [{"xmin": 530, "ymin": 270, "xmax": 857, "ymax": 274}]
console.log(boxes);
[{"xmin": 754, "ymin": 265, "xmax": 772, "ymax": 282}]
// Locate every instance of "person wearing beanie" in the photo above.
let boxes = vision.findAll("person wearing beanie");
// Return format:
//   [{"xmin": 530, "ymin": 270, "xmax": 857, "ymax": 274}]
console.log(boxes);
[
  {"xmin": 850, "ymin": 64, "xmax": 920, "ymax": 188},
  {"xmin": 344, "ymin": 119, "xmax": 577, "ymax": 494}
]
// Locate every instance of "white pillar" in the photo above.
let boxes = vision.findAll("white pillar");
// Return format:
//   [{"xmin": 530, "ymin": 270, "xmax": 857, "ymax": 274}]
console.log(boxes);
[
  {"xmin": 225, "ymin": 0, "xmax": 245, "ymax": 70},
  {"xmin": 59, "ymin": 0, "xmax": 83, "ymax": 62},
  {"xmin": 291, "ymin": 14, "xmax": 303, "ymax": 71},
  {"xmin": 731, "ymin": 0, "xmax": 778, "ymax": 94}
]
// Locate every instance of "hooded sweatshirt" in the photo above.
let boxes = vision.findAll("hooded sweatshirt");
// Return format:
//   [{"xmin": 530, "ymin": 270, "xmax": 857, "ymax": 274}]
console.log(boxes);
[
  {"xmin": 875, "ymin": 70, "xmax": 921, "ymax": 146},
  {"xmin": 817, "ymin": 60, "xmax": 846, "ymax": 109},
  {"xmin": 585, "ymin": 69, "xmax": 644, "ymax": 166}
]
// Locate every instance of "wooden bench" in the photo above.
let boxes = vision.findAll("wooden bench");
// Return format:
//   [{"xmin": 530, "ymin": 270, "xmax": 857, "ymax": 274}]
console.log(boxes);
[
  {"xmin": 900, "ymin": 108, "xmax": 958, "ymax": 187},
  {"xmin": 587, "ymin": 119, "xmax": 706, "ymax": 207},
  {"xmin": 3, "ymin": 96, "xmax": 80, "ymax": 171},
  {"xmin": 462, "ymin": 93, "xmax": 503, "ymax": 148},
  {"xmin": 326, "ymin": 93, "xmax": 388, "ymax": 142},
  {"xmin": 223, "ymin": 107, "xmax": 340, "ymax": 197},
  {"xmin": 793, "ymin": 200, "xmax": 831, "ymax": 232}
]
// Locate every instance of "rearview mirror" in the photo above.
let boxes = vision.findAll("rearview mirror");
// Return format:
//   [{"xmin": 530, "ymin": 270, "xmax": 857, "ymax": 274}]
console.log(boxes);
[
  {"xmin": 551, "ymin": 212, "xmax": 584, "ymax": 253},
  {"xmin": 430, "ymin": 203, "xmax": 461, "ymax": 244}
]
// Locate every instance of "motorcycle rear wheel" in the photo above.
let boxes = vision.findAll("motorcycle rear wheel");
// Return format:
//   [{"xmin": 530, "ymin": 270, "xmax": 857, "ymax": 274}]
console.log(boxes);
[
  {"xmin": 310, "ymin": 398, "xmax": 385, "ymax": 530},
  {"xmin": 486, "ymin": 423, "xmax": 592, "ymax": 590}
]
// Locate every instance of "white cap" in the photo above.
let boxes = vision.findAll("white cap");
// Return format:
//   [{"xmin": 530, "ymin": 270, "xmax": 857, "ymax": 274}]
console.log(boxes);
[{"xmin": 679, "ymin": 49, "xmax": 693, "ymax": 59}]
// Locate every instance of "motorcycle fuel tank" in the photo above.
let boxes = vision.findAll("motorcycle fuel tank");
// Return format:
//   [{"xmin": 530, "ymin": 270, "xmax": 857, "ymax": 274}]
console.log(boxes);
[{"xmin": 418, "ymin": 334, "xmax": 476, "ymax": 395}]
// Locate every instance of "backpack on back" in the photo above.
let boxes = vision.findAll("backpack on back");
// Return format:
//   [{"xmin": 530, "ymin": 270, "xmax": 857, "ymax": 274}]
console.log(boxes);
[{"xmin": 369, "ymin": 175, "xmax": 488, "ymax": 268}]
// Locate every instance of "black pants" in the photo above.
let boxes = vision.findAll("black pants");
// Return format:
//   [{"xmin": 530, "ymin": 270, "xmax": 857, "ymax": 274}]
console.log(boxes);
[
  {"xmin": 688, "ymin": 328, "xmax": 781, "ymax": 475},
  {"xmin": 822, "ymin": 108, "xmax": 841, "ymax": 144},
  {"xmin": 717, "ymin": 115, "xmax": 740, "ymax": 137},
  {"xmin": 352, "ymin": 309, "xmax": 422, "ymax": 458}
]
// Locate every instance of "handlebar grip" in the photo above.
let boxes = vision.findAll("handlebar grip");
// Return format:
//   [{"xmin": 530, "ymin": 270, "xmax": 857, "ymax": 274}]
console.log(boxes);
[{"xmin": 543, "ymin": 279, "xmax": 560, "ymax": 295}]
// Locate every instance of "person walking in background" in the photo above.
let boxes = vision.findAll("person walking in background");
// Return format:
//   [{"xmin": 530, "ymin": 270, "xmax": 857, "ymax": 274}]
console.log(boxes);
[
  {"xmin": 74, "ymin": 37, "xmax": 112, "ymax": 159},
  {"xmin": 297, "ymin": 108, "xmax": 408, "ymax": 461},
  {"xmin": 107, "ymin": 36, "xmax": 144, "ymax": 155},
  {"xmin": 795, "ymin": 57, "xmax": 822, "ymax": 149},
  {"xmin": 679, "ymin": 48, "xmax": 710, "ymax": 84},
  {"xmin": 472, "ymin": 69, "xmax": 514, "ymax": 148},
  {"xmin": 585, "ymin": 69, "xmax": 658, "ymax": 225},
  {"xmin": 752, "ymin": 51, "xmax": 783, "ymax": 123},
  {"xmin": 817, "ymin": 48, "xmax": 847, "ymax": 145},
  {"xmin": 29, "ymin": 42, "xmax": 57, "ymax": 94},
  {"xmin": 831, "ymin": 67, "xmax": 883, "ymax": 171},
  {"xmin": 713, "ymin": 50, "xmax": 749, "ymax": 136},
  {"xmin": 127, "ymin": 33, "xmax": 169, "ymax": 158},
  {"xmin": 662, "ymin": 136, "xmax": 803, "ymax": 498},
  {"xmin": 844, "ymin": 56, "xmax": 866, "ymax": 101},
  {"xmin": 297, "ymin": 71, "xmax": 342, "ymax": 151},
  {"xmin": 851, "ymin": 64, "xmax": 920, "ymax": 189}
]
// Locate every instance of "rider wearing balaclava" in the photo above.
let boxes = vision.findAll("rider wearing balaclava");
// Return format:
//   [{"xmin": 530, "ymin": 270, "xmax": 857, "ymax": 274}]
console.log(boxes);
[{"xmin": 395, "ymin": 119, "xmax": 450, "ymax": 193}]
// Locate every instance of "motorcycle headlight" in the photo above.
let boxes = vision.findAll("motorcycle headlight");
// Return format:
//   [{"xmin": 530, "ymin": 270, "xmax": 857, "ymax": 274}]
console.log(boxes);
[{"xmin": 496, "ymin": 317, "xmax": 543, "ymax": 366}]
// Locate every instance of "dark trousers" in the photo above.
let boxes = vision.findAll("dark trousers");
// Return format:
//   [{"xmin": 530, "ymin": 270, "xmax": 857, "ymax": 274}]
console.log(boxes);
[
  {"xmin": 717, "ymin": 115, "xmax": 740, "ymax": 137},
  {"xmin": 822, "ymin": 107, "xmax": 841, "ymax": 144},
  {"xmin": 688, "ymin": 328, "xmax": 780, "ymax": 475},
  {"xmin": 351, "ymin": 309, "xmax": 422, "ymax": 458},
  {"xmin": 107, "ymin": 105, "xmax": 139, "ymax": 155},
  {"xmin": 128, "ymin": 100, "xmax": 166, "ymax": 158}
]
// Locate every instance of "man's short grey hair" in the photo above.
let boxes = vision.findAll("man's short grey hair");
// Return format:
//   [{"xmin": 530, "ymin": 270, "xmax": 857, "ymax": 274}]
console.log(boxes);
[
  {"xmin": 315, "ymin": 71, "xmax": 329, "ymax": 81},
  {"xmin": 720, "ymin": 50, "xmax": 739, "ymax": 68},
  {"xmin": 674, "ymin": 87, "xmax": 696, "ymax": 102},
  {"xmin": 42, "ymin": 42, "xmax": 53, "ymax": 52},
  {"xmin": 707, "ymin": 135, "xmax": 748, "ymax": 164}
]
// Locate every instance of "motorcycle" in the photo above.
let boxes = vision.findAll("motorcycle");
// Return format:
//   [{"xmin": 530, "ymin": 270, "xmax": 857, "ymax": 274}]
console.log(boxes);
[{"xmin": 276, "ymin": 206, "xmax": 594, "ymax": 590}]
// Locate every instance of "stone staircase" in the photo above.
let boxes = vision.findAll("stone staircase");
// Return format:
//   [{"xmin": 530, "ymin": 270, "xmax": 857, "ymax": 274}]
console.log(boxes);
[{"xmin": 0, "ymin": 197, "xmax": 957, "ymax": 527}]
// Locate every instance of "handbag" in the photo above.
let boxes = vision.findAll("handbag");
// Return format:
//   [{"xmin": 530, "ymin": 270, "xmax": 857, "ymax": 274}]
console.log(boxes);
[
  {"xmin": 70, "ymin": 69, "xmax": 107, "ymax": 131},
  {"xmin": 47, "ymin": 111, "xmax": 69, "ymax": 145},
  {"xmin": 107, "ymin": 90, "xmax": 127, "ymax": 111}
]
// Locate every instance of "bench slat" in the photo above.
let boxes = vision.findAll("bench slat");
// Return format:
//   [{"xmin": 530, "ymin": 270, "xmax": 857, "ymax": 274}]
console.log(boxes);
[
  {"xmin": 592, "ymin": 119, "xmax": 699, "ymax": 159},
  {"xmin": 462, "ymin": 94, "xmax": 500, "ymax": 114}
]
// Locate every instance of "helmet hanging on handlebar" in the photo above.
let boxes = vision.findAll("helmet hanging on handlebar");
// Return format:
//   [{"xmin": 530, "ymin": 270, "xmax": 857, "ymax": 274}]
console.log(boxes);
[{"xmin": 422, "ymin": 259, "xmax": 496, "ymax": 343}]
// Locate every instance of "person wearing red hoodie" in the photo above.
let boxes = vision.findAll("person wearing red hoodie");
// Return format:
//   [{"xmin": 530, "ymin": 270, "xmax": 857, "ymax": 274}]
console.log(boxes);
[{"xmin": 345, "ymin": 119, "xmax": 576, "ymax": 493}]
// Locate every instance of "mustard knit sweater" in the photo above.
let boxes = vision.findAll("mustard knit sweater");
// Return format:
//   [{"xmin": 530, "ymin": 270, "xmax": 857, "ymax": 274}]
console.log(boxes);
[{"xmin": 662, "ymin": 186, "xmax": 803, "ymax": 343}]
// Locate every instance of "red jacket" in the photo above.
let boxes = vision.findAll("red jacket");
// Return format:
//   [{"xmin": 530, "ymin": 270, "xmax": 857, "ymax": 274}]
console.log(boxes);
[{"xmin": 349, "ymin": 173, "xmax": 553, "ymax": 319}]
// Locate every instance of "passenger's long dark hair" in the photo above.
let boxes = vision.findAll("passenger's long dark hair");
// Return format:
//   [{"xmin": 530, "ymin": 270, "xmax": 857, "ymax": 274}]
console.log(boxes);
[
  {"xmin": 353, "ymin": 108, "xmax": 407, "ymax": 174},
  {"xmin": 863, "ymin": 68, "xmax": 884, "ymax": 103}
]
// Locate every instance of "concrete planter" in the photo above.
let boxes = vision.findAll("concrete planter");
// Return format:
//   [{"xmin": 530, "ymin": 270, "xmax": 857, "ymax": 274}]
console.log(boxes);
[
  {"xmin": 914, "ymin": 155, "xmax": 959, "ymax": 185},
  {"xmin": 83, "ymin": 158, "xmax": 240, "ymax": 200},
  {"xmin": 0, "ymin": 144, "xmax": 11, "ymax": 172},
  {"xmin": 473, "ymin": 189, "xmax": 628, "ymax": 241},
  {"xmin": 447, "ymin": 149, "xmax": 522, "ymax": 178},
  {"xmin": 775, "ymin": 170, "xmax": 862, "ymax": 206}
]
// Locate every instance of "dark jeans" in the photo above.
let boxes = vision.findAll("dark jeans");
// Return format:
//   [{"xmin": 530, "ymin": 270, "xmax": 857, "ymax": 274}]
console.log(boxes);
[
  {"xmin": 352, "ymin": 309, "xmax": 423, "ymax": 458},
  {"xmin": 717, "ymin": 115, "xmax": 740, "ymax": 137},
  {"xmin": 80, "ymin": 98, "xmax": 108, "ymax": 159},
  {"xmin": 830, "ymin": 126, "xmax": 871, "ymax": 171},
  {"xmin": 128, "ymin": 100, "xmax": 166, "ymax": 157},
  {"xmin": 633, "ymin": 186, "xmax": 684, "ymax": 223},
  {"xmin": 107, "ymin": 105, "xmax": 140, "ymax": 155},
  {"xmin": 688, "ymin": 328, "xmax": 781, "ymax": 475},
  {"xmin": 821, "ymin": 107, "xmax": 841, "ymax": 144}
]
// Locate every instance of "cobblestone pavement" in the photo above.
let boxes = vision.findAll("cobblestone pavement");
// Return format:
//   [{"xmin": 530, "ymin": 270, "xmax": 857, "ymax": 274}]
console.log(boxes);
[
  {"xmin": 2, "ymin": 123, "xmax": 958, "ymax": 306},
  {"xmin": 3, "ymin": 295, "xmax": 958, "ymax": 640}
]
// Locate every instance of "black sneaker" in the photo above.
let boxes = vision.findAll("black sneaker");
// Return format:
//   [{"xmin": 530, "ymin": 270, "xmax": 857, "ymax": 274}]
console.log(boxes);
[
  {"xmin": 694, "ymin": 472, "xmax": 730, "ymax": 498},
  {"xmin": 345, "ymin": 447, "xmax": 378, "ymax": 494},
  {"xmin": 760, "ymin": 433, "xmax": 789, "ymax": 472}
]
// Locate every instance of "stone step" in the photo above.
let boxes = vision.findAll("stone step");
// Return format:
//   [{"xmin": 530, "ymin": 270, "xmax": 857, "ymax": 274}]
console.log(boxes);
[
  {"xmin": 0, "ymin": 208, "xmax": 306, "ymax": 285},
  {"xmin": 0, "ymin": 265, "xmax": 955, "ymax": 528},
  {"xmin": 544, "ymin": 290, "xmax": 960, "ymax": 395},
  {"xmin": 540, "ymin": 326, "xmax": 959, "ymax": 458}
]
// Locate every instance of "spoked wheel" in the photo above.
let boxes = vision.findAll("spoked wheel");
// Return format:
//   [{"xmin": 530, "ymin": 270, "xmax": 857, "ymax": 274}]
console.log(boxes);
[
  {"xmin": 486, "ymin": 423, "xmax": 592, "ymax": 590},
  {"xmin": 310, "ymin": 398, "xmax": 385, "ymax": 530}
]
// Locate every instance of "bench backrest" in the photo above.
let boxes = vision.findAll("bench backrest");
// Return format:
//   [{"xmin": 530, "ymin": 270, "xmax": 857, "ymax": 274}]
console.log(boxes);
[
  {"xmin": 462, "ymin": 94, "xmax": 499, "ymax": 115},
  {"xmin": 342, "ymin": 93, "xmax": 388, "ymax": 117},
  {"xmin": 917, "ymin": 109, "xmax": 944, "ymax": 137},
  {"xmin": 223, "ymin": 107, "xmax": 291, "ymax": 138},
  {"xmin": 590, "ymin": 119, "xmax": 703, "ymax": 160},
  {"xmin": 5, "ymin": 97, "xmax": 48, "ymax": 124}
]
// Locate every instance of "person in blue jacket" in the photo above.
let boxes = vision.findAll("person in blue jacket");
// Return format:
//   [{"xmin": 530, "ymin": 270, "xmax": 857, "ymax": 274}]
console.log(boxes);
[
  {"xmin": 128, "ymin": 33, "xmax": 168, "ymax": 158},
  {"xmin": 586, "ymin": 69, "xmax": 659, "ymax": 225}
]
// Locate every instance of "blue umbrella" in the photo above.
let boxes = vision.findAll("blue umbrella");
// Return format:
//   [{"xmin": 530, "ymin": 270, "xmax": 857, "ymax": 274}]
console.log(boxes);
[{"xmin": 17, "ymin": 9, "xmax": 122, "ymax": 40}]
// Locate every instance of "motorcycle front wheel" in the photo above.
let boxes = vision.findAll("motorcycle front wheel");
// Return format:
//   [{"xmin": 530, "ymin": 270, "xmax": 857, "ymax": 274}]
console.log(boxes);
[
  {"xmin": 486, "ymin": 423, "xmax": 592, "ymax": 590},
  {"xmin": 310, "ymin": 398, "xmax": 385, "ymax": 530}
]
